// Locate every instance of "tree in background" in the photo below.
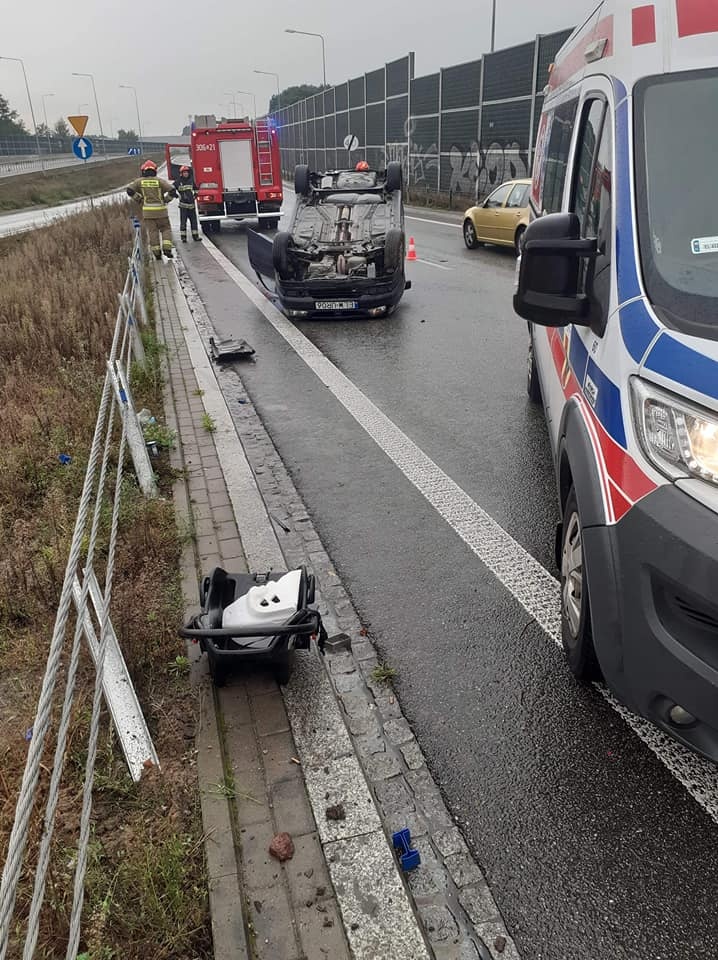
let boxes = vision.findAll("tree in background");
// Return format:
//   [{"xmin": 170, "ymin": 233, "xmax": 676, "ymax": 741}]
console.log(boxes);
[
  {"xmin": 36, "ymin": 123, "xmax": 53, "ymax": 139},
  {"xmin": 117, "ymin": 128, "xmax": 138, "ymax": 143},
  {"xmin": 0, "ymin": 93, "xmax": 27, "ymax": 136},
  {"xmin": 269, "ymin": 84, "xmax": 328, "ymax": 114},
  {"xmin": 54, "ymin": 118, "xmax": 70, "ymax": 138}
]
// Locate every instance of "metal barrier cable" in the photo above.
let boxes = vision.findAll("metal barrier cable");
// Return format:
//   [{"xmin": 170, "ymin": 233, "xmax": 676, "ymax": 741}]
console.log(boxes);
[
  {"xmin": 0, "ymin": 226, "xmax": 145, "ymax": 958},
  {"xmin": 22, "ymin": 400, "xmax": 119, "ymax": 959}
]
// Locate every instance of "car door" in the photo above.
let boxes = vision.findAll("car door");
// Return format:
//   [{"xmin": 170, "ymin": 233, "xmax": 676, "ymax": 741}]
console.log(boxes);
[
  {"xmin": 473, "ymin": 182, "xmax": 514, "ymax": 242},
  {"xmin": 500, "ymin": 183, "xmax": 530, "ymax": 244}
]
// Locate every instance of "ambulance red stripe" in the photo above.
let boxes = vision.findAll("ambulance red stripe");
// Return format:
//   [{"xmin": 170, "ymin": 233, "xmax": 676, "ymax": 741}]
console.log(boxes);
[
  {"xmin": 676, "ymin": 0, "xmax": 718, "ymax": 36},
  {"xmin": 632, "ymin": 4, "xmax": 658, "ymax": 43}
]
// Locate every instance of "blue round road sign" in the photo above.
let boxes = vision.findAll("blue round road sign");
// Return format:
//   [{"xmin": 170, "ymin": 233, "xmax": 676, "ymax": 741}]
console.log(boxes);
[{"xmin": 72, "ymin": 136, "xmax": 94, "ymax": 160}]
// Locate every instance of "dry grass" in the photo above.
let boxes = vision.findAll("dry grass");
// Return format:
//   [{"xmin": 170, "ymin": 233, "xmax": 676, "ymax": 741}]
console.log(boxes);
[
  {"xmin": 0, "ymin": 203, "xmax": 210, "ymax": 959},
  {"xmin": 0, "ymin": 155, "xmax": 164, "ymax": 212}
]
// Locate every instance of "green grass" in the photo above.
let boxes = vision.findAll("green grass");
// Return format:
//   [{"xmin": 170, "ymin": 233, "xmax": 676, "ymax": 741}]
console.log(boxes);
[
  {"xmin": 201, "ymin": 413, "xmax": 216, "ymax": 433},
  {"xmin": 371, "ymin": 663, "xmax": 398, "ymax": 686},
  {"xmin": 0, "ymin": 154, "xmax": 163, "ymax": 212}
]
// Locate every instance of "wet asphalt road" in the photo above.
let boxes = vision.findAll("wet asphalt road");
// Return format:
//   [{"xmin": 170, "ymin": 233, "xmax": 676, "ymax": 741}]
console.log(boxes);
[{"xmin": 178, "ymin": 206, "xmax": 718, "ymax": 960}]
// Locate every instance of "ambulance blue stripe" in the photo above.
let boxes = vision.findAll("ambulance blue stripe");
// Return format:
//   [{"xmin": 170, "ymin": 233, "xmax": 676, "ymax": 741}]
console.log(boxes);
[
  {"xmin": 586, "ymin": 358, "xmax": 628, "ymax": 448},
  {"xmin": 645, "ymin": 336, "xmax": 718, "ymax": 403},
  {"xmin": 569, "ymin": 329, "xmax": 589, "ymax": 383},
  {"xmin": 613, "ymin": 79, "xmax": 660, "ymax": 363}
]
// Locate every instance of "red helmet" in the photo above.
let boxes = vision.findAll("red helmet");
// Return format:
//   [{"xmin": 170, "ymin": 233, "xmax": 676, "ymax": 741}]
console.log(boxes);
[
  {"xmin": 355, "ymin": 160, "xmax": 369, "ymax": 171},
  {"xmin": 180, "ymin": 165, "xmax": 190, "ymax": 174},
  {"xmin": 141, "ymin": 160, "xmax": 157, "ymax": 173}
]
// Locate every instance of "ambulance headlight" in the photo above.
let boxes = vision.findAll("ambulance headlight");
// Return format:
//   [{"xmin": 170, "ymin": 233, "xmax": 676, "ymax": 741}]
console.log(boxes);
[{"xmin": 631, "ymin": 378, "xmax": 718, "ymax": 485}]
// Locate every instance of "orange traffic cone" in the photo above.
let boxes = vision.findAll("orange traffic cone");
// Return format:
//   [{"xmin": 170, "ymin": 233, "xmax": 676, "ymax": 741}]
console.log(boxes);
[{"xmin": 407, "ymin": 236, "xmax": 417, "ymax": 261}]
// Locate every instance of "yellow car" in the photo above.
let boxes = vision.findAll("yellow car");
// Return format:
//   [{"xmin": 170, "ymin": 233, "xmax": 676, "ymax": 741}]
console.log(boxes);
[{"xmin": 462, "ymin": 178, "xmax": 531, "ymax": 256}]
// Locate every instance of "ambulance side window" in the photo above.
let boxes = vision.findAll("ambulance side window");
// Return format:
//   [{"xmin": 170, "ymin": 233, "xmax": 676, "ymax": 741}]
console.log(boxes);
[
  {"xmin": 572, "ymin": 96, "xmax": 613, "ymax": 330},
  {"xmin": 542, "ymin": 98, "xmax": 579, "ymax": 214}
]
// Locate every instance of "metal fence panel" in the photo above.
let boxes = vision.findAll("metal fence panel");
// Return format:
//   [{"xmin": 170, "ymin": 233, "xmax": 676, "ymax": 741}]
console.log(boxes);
[
  {"xmin": 441, "ymin": 60, "xmax": 482, "ymax": 110},
  {"xmin": 411, "ymin": 74, "xmax": 440, "ymax": 115},
  {"xmin": 366, "ymin": 68, "xmax": 385, "ymax": 104}
]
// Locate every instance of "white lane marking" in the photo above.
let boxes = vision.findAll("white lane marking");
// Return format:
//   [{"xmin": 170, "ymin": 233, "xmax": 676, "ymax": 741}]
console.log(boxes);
[
  {"xmin": 414, "ymin": 258, "xmax": 454, "ymax": 271},
  {"xmin": 406, "ymin": 214, "xmax": 462, "ymax": 229},
  {"xmin": 202, "ymin": 237, "xmax": 718, "ymax": 824}
]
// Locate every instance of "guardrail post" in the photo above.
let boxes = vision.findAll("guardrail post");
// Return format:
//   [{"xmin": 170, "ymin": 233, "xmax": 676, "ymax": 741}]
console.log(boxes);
[{"xmin": 107, "ymin": 359, "xmax": 158, "ymax": 499}]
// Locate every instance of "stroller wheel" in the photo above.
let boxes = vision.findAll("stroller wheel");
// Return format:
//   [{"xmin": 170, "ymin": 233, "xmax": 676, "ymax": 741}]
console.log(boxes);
[
  {"xmin": 208, "ymin": 654, "xmax": 228, "ymax": 687},
  {"xmin": 273, "ymin": 650, "xmax": 295, "ymax": 686}
]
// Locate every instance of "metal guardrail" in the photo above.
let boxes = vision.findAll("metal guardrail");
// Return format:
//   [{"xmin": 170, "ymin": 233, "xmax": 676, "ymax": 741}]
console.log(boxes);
[{"xmin": 0, "ymin": 217, "xmax": 160, "ymax": 959}]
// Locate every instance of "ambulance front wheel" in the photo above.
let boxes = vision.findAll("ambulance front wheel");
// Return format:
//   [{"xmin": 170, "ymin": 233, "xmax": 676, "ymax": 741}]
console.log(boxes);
[
  {"xmin": 208, "ymin": 653, "xmax": 228, "ymax": 687},
  {"xmin": 560, "ymin": 487, "xmax": 602, "ymax": 684},
  {"xmin": 274, "ymin": 650, "xmax": 295, "ymax": 686},
  {"xmin": 527, "ymin": 334, "xmax": 541, "ymax": 403}
]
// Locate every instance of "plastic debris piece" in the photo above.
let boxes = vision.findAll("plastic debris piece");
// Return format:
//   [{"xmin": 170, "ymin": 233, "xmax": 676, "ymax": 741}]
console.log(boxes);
[
  {"xmin": 392, "ymin": 828, "xmax": 421, "ymax": 871},
  {"xmin": 58, "ymin": 454, "xmax": 72, "ymax": 466},
  {"xmin": 209, "ymin": 336, "xmax": 255, "ymax": 362},
  {"xmin": 24, "ymin": 727, "xmax": 33, "ymax": 741}
]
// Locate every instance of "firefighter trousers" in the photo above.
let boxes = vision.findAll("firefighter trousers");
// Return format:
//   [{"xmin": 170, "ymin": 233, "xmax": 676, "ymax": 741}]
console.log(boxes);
[
  {"xmin": 144, "ymin": 214, "xmax": 173, "ymax": 259},
  {"xmin": 180, "ymin": 205, "xmax": 200, "ymax": 240}
]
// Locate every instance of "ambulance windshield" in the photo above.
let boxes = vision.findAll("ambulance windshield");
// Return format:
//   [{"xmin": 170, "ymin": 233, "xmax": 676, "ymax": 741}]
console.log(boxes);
[{"xmin": 635, "ymin": 69, "xmax": 718, "ymax": 333}]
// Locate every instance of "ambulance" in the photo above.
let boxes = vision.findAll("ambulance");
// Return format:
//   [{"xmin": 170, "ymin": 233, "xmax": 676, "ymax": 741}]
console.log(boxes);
[{"xmin": 514, "ymin": 0, "xmax": 718, "ymax": 758}]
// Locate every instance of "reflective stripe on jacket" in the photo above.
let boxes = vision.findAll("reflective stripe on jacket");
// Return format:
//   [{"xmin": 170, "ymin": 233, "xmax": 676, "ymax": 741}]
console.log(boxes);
[
  {"xmin": 126, "ymin": 176, "xmax": 176, "ymax": 219},
  {"xmin": 175, "ymin": 179, "xmax": 197, "ymax": 209}
]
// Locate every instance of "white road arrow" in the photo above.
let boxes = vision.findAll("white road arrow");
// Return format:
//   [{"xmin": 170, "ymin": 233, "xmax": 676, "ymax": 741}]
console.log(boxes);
[{"xmin": 78, "ymin": 138, "xmax": 88, "ymax": 158}]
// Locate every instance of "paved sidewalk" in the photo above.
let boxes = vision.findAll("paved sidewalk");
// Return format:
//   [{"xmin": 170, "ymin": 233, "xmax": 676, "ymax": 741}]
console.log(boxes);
[{"xmin": 155, "ymin": 263, "xmax": 353, "ymax": 960}]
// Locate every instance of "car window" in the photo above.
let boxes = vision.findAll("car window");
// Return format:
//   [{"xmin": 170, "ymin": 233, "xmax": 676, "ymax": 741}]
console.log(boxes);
[
  {"xmin": 571, "ymin": 96, "xmax": 614, "ymax": 327},
  {"xmin": 485, "ymin": 183, "xmax": 513, "ymax": 208},
  {"xmin": 542, "ymin": 97, "xmax": 579, "ymax": 214},
  {"xmin": 506, "ymin": 184, "xmax": 529, "ymax": 209}
]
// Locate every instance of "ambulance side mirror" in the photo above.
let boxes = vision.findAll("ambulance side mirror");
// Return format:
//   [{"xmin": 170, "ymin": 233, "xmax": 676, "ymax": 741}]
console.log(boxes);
[{"xmin": 513, "ymin": 213, "xmax": 597, "ymax": 327}]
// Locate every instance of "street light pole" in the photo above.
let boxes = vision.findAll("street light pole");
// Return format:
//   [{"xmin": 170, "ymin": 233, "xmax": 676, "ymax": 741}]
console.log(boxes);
[
  {"xmin": 224, "ymin": 92, "xmax": 238, "ymax": 117},
  {"xmin": 491, "ymin": 0, "xmax": 497, "ymax": 53},
  {"xmin": 41, "ymin": 93, "xmax": 54, "ymax": 154},
  {"xmin": 0, "ymin": 55, "xmax": 44, "ymax": 171},
  {"xmin": 72, "ymin": 72, "xmax": 107, "ymax": 156},
  {"xmin": 285, "ymin": 29, "xmax": 326, "ymax": 87},
  {"xmin": 237, "ymin": 90, "xmax": 257, "ymax": 120},
  {"xmin": 119, "ymin": 84, "xmax": 144, "ymax": 154},
  {"xmin": 254, "ymin": 69, "xmax": 280, "ymax": 114}
]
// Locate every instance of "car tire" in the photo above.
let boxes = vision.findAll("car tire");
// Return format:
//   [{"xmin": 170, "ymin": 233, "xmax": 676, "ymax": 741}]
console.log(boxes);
[
  {"xmin": 527, "ymin": 333, "xmax": 542, "ymax": 403},
  {"xmin": 383, "ymin": 228, "xmax": 405, "ymax": 274},
  {"xmin": 272, "ymin": 231, "xmax": 293, "ymax": 280},
  {"xmin": 560, "ymin": 487, "xmax": 603, "ymax": 683},
  {"xmin": 385, "ymin": 161, "xmax": 403, "ymax": 193},
  {"xmin": 515, "ymin": 225, "xmax": 526, "ymax": 257},
  {"xmin": 294, "ymin": 164, "xmax": 311, "ymax": 196},
  {"xmin": 463, "ymin": 219, "xmax": 479, "ymax": 249}
]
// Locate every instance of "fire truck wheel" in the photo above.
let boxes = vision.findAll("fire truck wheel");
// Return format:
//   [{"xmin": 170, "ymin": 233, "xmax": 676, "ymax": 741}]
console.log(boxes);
[
  {"xmin": 272, "ymin": 231, "xmax": 293, "ymax": 280},
  {"xmin": 294, "ymin": 164, "xmax": 311, "ymax": 196},
  {"xmin": 386, "ymin": 161, "xmax": 403, "ymax": 193}
]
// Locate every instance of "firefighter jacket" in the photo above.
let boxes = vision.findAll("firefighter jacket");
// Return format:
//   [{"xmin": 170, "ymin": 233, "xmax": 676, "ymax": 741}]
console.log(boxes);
[
  {"xmin": 126, "ymin": 176, "xmax": 177, "ymax": 219},
  {"xmin": 174, "ymin": 176, "xmax": 197, "ymax": 209}
]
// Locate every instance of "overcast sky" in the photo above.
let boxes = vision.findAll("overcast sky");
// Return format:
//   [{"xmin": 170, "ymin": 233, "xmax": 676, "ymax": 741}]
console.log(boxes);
[{"xmin": 3, "ymin": 0, "xmax": 598, "ymax": 137}]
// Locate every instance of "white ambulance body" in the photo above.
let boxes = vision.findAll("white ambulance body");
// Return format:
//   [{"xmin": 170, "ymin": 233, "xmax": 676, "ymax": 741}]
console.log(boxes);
[{"xmin": 515, "ymin": 0, "xmax": 718, "ymax": 758}]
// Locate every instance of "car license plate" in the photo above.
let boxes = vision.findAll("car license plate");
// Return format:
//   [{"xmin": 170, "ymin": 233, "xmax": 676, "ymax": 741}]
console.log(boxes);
[{"xmin": 314, "ymin": 300, "xmax": 358, "ymax": 311}]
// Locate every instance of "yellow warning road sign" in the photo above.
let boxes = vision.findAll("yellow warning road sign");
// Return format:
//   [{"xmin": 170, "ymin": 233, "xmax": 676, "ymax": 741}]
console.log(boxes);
[{"xmin": 67, "ymin": 115, "xmax": 89, "ymax": 137}]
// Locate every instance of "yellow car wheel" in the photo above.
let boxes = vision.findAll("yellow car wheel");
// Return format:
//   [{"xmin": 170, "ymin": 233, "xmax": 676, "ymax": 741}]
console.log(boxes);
[{"xmin": 463, "ymin": 218, "xmax": 479, "ymax": 250}]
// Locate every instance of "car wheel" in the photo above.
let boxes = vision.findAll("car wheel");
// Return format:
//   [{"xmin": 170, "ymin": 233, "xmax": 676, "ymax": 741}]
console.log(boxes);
[
  {"xmin": 294, "ymin": 164, "xmax": 311, "ymax": 196},
  {"xmin": 515, "ymin": 225, "xmax": 526, "ymax": 257},
  {"xmin": 463, "ymin": 219, "xmax": 479, "ymax": 249},
  {"xmin": 560, "ymin": 487, "xmax": 602, "ymax": 683},
  {"xmin": 385, "ymin": 161, "xmax": 403, "ymax": 193},
  {"xmin": 383, "ymin": 228, "xmax": 405, "ymax": 274},
  {"xmin": 527, "ymin": 334, "xmax": 542, "ymax": 403},
  {"xmin": 272, "ymin": 231, "xmax": 293, "ymax": 280}
]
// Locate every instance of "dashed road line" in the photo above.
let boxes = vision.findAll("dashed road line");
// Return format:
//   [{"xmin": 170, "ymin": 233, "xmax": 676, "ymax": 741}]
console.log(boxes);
[{"xmin": 201, "ymin": 236, "xmax": 718, "ymax": 826}]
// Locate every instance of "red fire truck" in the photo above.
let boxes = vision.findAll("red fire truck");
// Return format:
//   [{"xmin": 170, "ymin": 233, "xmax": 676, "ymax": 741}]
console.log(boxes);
[{"xmin": 165, "ymin": 118, "xmax": 283, "ymax": 233}]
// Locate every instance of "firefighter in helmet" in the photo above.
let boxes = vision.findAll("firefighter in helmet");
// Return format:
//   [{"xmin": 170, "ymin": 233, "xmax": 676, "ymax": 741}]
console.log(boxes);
[
  {"xmin": 126, "ymin": 160, "xmax": 178, "ymax": 260},
  {"xmin": 174, "ymin": 165, "xmax": 201, "ymax": 242},
  {"xmin": 355, "ymin": 160, "xmax": 370, "ymax": 171}
]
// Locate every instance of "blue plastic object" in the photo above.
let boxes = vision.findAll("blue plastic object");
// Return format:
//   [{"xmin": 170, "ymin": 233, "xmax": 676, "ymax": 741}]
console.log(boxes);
[{"xmin": 392, "ymin": 828, "xmax": 420, "ymax": 871}]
